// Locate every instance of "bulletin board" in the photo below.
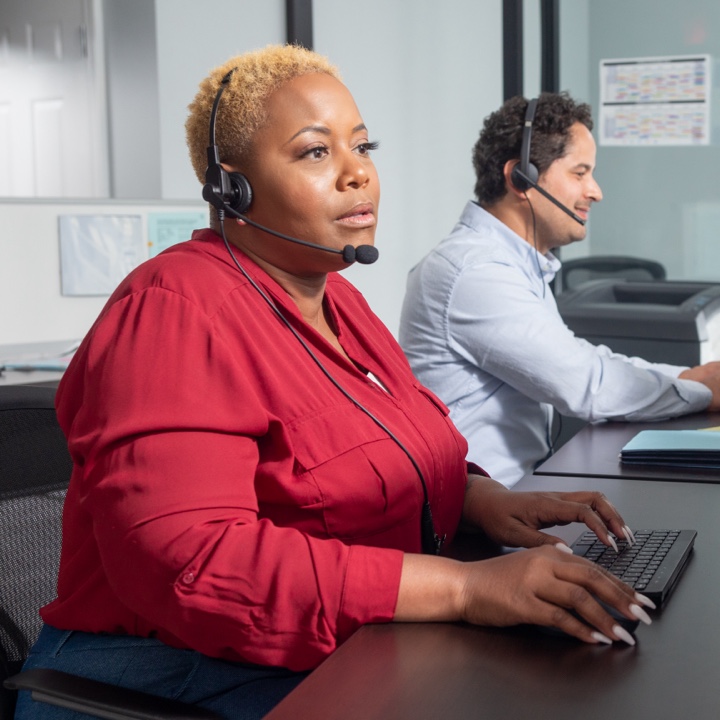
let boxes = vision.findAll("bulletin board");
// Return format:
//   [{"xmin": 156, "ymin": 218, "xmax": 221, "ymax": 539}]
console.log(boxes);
[{"xmin": 599, "ymin": 54, "xmax": 711, "ymax": 146}]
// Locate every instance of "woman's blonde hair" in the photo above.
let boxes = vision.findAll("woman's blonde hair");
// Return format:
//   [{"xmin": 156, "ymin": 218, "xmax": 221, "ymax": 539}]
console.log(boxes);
[{"xmin": 185, "ymin": 44, "xmax": 340, "ymax": 185}]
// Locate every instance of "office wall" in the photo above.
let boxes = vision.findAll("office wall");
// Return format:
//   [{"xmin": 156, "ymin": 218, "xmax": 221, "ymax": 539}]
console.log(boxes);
[
  {"xmin": 1, "ymin": 0, "xmax": 504, "ymax": 345},
  {"xmin": 313, "ymin": 0, "xmax": 503, "ymax": 334},
  {"xmin": 587, "ymin": 0, "xmax": 720, "ymax": 282},
  {"xmin": 103, "ymin": 0, "xmax": 161, "ymax": 199},
  {"xmin": 559, "ymin": 0, "xmax": 590, "ymax": 106},
  {"xmin": 0, "ymin": 199, "xmax": 208, "ymax": 344},
  {"xmin": 558, "ymin": 0, "xmax": 592, "ymax": 261},
  {"xmin": 154, "ymin": 0, "xmax": 285, "ymax": 201}
]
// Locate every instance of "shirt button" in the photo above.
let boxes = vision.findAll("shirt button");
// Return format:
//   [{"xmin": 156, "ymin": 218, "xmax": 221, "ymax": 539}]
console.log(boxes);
[{"xmin": 182, "ymin": 572, "xmax": 195, "ymax": 584}]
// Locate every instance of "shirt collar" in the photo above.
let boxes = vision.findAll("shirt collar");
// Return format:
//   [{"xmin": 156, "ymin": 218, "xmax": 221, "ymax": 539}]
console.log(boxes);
[{"xmin": 461, "ymin": 201, "xmax": 561, "ymax": 280}]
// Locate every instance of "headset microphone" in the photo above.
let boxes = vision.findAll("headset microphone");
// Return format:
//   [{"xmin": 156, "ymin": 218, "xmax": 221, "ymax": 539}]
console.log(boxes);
[
  {"xmin": 214, "ymin": 199, "xmax": 379, "ymax": 265},
  {"xmin": 512, "ymin": 167, "xmax": 586, "ymax": 226},
  {"xmin": 202, "ymin": 69, "xmax": 379, "ymax": 266},
  {"xmin": 510, "ymin": 98, "xmax": 586, "ymax": 227}
]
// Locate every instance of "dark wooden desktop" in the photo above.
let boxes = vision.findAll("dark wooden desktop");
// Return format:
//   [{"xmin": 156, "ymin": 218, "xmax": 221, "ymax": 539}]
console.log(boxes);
[
  {"xmin": 536, "ymin": 412, "xmax": 720, "ymax": 482},
  {"xmin": 264, "ymin": 474, "xmax": 720, "ymax": 720}
]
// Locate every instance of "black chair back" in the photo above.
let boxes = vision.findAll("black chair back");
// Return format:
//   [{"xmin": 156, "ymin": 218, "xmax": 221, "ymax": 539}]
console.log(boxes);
[
  {"xmin": 0, "ymin": 386, "xmax": 71, "ymax": 719},
  {"xmin": 556, "ymin": 255, "xmax": 666, "ymax": 293},
  {"xmin": 0, "ymin": 386, "xmax": 222, "ymax": 719}
]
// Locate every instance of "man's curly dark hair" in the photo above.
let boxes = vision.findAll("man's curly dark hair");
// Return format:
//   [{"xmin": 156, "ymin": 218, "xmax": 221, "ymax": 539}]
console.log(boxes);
[{"xmin": 472, "ymin": 92, "xmax": 593, "ymax": 207}]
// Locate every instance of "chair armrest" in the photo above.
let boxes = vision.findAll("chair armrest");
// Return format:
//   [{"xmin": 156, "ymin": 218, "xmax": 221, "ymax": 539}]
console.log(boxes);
[{"xmin": 4, "ymin": 668, "xmax": 222, "ymax": 720}]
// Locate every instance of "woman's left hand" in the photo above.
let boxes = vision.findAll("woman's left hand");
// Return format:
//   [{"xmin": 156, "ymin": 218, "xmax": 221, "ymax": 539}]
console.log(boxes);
[{"xmin": 462, "ymin": 474, "xmax": 632, "ymax": 551}]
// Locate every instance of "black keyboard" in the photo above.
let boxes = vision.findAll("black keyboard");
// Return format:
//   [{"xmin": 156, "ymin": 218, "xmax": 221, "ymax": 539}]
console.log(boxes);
[{"xmin": 570, "ymin": 529, "xmax": 697, "ymax": 606}]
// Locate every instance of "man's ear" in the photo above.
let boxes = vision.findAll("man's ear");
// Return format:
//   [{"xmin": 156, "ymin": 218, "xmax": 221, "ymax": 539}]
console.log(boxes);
[{"xmin": 504, "ymin": 160, "xmax": 528, "ymax": 199}]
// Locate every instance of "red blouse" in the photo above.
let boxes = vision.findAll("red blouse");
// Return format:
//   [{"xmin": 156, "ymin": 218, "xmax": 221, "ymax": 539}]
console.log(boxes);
[{"xmin": 44, "ymin": 229, "xmax": 470, "ymax": 671}]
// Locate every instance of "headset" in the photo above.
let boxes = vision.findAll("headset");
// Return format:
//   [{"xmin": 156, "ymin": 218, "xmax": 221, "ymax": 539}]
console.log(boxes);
[
  {"xmin": 510, "ymin": 98, "xmax": 586, "ymax": 226},
  {"xmin": 200, "ymin": 70, "xmax": 442, "ymax": 554},
  {"xmin": 511, "ymin": 98, "xmax": 541, "ymax": 192},
  {"xmin": 201, "ymin": 70, "xmax": 253, "ymax": 215}
]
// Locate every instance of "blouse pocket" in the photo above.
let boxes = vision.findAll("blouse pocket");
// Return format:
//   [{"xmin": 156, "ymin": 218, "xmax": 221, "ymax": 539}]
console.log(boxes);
[
  {"xmin": 413, "ymin": 382, "xmax": 469, "ymax": 463},
  {"xmin": 286, "ymin": 404, "xmax": 421, "ymax": 542}
]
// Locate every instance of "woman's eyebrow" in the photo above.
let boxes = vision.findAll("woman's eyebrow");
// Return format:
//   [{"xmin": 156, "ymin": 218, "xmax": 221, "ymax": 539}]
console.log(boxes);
[
  {"xmin": 289, "ymin": 124, "xmax": 330, "ymax": 142},
  {"xmin": 287, "ymin": 122, "xmax": 367, "ymax": 143}
]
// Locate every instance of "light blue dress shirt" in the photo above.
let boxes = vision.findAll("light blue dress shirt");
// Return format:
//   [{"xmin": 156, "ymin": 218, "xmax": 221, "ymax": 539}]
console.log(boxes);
[{"xmin": 399, "ymin": 201, "xmax": 712, "ymax": 488}]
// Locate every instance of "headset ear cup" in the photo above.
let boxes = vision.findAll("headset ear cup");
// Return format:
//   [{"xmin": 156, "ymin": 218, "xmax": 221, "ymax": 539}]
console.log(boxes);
[
  {"xmin": 511, "ymin": 161, "xmax": 539, "ymax": 192},
  {"xmin": 511, "ymin": 163, "xmax": 528, "ymax": 191},
  {"xmin": 228, "ymin": 172, "xmax": 253, "ymax": 214},
  {"xmin": 524, "ymin": 161, "xmax": 539, "ymax": 186}
]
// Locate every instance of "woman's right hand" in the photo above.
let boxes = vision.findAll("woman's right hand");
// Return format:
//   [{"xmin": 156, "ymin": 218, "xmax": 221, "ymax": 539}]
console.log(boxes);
[
  {"xmin": 457, "ymin": 544, "xmax": 653, "ymax": 644},
  {"xmin": 395, "ymin": 545, "xmax": 653, "ymax": 645}
]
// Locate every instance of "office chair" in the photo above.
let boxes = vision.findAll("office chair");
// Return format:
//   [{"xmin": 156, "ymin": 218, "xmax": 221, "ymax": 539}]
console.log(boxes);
[
  {"xmin": 0, "ymin": 385, "xmax": 221, "ymax": 719},
  {"xmin": 555, "ymin": 255, "xmax": 666, "ymax": 293}
]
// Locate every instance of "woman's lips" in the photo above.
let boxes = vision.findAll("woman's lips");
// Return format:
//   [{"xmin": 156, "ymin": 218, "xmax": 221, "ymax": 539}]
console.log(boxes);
[{"xmin": 336, "ymin": 204, "xmax": 375, "ymax": 227}]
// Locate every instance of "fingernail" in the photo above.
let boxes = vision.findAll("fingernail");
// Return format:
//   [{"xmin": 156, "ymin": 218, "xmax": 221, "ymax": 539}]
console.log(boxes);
[
  {"xmin": 591, "ymin": 631, "xmax": 613, "ymax": 645},
  {"xmin": 612, "ymin": 625, "xmax": 636, "ymax": 646},
  {"xmin": 607, "ymin": 535, "xmax": 619, "ymax": 553},
  {"xmin": 630, "ymin": 604, "xmax": 652, "ymax": 625},
  {"xmin": 623, "ymin": 525, "xmax": 636, "ymax": 546},
  {"xmin": 555, "ymin": 543, "xmax": 574, "ymax": 555},
  {"xmin": 635, "ymin": 592, "xmax": 657, "ymax": 610}
]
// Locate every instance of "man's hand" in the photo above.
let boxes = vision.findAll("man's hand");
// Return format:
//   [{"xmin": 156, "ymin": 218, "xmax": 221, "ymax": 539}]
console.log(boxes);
[{"xmin": 679, "ymin": 361, "xmax": 720, "ymax": 410}]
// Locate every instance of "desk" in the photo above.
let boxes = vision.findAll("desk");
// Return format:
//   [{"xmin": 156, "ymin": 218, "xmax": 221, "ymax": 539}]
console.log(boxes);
[
  {"xmin": 0, "ymin": 340, "xmax": 74, "ymax": 387},
  {"xmin": 0, "ymin": 370, "xmax": 63, "ymax": 387},
  {"xmin": 264, "ymin": 474, "xmax": 720, "ymax": 720},
  {"xmin": 536, "ymin": 412, "xmax": 720, "ymax": 482}
]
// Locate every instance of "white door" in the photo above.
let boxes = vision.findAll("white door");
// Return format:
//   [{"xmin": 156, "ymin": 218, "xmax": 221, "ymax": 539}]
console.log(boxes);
[{"xmin": 0, "ymin": 0, "xmax": 108, "ymax": 197}]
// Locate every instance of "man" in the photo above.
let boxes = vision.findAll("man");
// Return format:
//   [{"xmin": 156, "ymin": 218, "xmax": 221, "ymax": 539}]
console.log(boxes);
[{"xmin": 399, "ymin": 92, "xmax": 720, "ymax": 488}]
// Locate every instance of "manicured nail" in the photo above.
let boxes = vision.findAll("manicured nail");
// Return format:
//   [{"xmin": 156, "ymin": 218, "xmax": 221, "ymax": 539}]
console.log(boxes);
[
  {"xmin": 607, "ymin": 535, "xmax": 619, "ymax": 553},
  {"xmin": 635, "ymin": 592, "xmax": 657, "ymax": 610},
  {"xmin": 591, "ymin": 631, "xmax": 613, "ymax": 645},
  {"xmin": 555, "ymin": 543, "xmax": 573, "ymax": 555},
  {"xmin": 613, "ymin": 625, "xmax": 636, "ymax": 646},
  {"xmin": 630, "ymin": 604, "xmax": 652, "ymax": 625},
  {"xmin": 623, "ymin": 526, "xmax": 636, "ymax": 546}
]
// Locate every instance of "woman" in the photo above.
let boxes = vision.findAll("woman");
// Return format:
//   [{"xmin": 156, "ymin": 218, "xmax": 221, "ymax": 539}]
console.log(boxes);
[{"xmin": 17, "ymin": 45, "xmax": 652, "ymax": 720}]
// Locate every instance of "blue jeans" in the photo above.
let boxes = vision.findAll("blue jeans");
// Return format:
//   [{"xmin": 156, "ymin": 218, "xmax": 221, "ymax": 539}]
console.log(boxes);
[{"xmin": 14, "ymin": 625, "xmax": 308, "ymax": 719}]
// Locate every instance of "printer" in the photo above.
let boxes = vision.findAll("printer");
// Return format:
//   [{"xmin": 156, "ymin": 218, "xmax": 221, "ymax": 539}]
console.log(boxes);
[{"xmin": 556, "ymin": 279, "xmax": 720, "ymax": 366}]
